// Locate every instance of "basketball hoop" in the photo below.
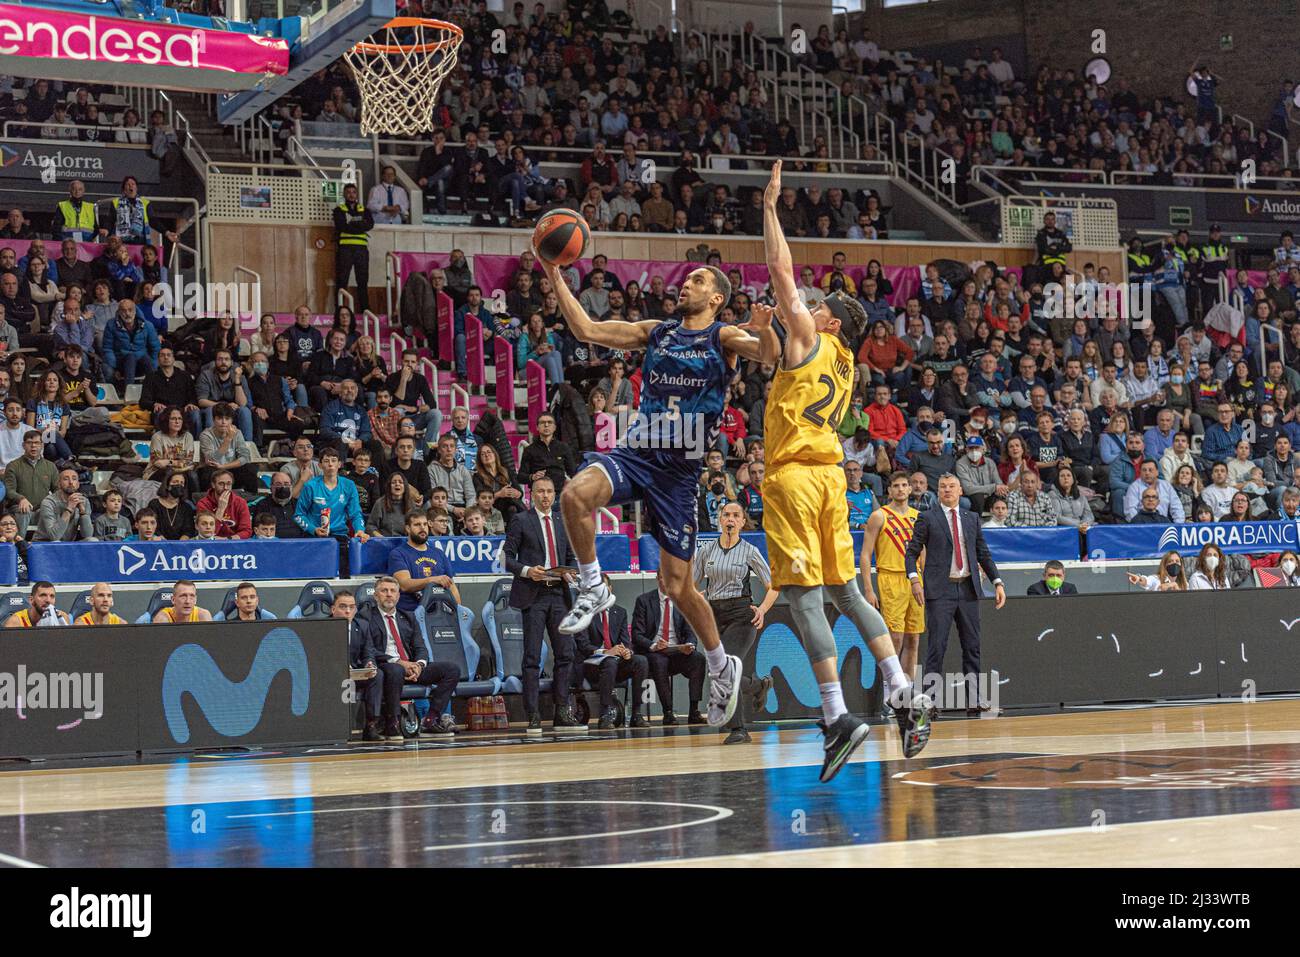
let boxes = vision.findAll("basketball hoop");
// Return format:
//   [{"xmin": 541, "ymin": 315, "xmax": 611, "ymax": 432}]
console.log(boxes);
[{"xmin": 343, "ymin": 17, "xmax": 463, "ymax": 136}]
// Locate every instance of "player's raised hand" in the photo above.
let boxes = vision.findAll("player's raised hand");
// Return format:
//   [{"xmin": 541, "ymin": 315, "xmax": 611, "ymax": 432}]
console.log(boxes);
[
  {"xmin": 764, "ymin": 159, "xmax": 782, "ymax": 207},
  {"xmin": 742, "ymin": 302, "xmax": 776, "ymax": 333}
]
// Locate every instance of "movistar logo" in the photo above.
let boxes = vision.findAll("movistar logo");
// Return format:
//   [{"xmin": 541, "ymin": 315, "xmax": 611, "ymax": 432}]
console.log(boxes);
[
  {"xmin": 161, "ymin": 628, "xmax": 310, "ymax": 743},
  {"xmin": 755, "ymin": 615, "xmax": 874, "ymax": 711}
]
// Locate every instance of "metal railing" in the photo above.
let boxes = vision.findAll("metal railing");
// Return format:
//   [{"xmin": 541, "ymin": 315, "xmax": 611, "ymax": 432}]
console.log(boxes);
[
  {"xmin": 232, "ymin": 264, "xmax": 262, "ymax": 320},
  {"xmin": 1, "ymin": 121, "xmax": 149, "ymax": 140},
  {"xmin": 449, "ymin": 383, "xmax": 469, "ymax": 412}
]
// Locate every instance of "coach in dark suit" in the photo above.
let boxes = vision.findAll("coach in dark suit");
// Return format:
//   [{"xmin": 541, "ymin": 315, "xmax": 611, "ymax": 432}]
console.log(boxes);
[
  {"xmin": 572, "ymin": 576, "xmax": 648, "ymax": 728},
  {"xmin": 1026, "ymin": 561, "xmax": 1078, "ymax": 596},
  {"xmin": 503, "ymin": 475, "xmax": 583, "ymax": 731},
  {"xmin": 356, "ymin": 575, "xmax": 461, "ymax": 738},
  {"xmin": 337, "ymin": 588, "xmax": 383, "ymax": 741},
  {"xmin": 632, "ymin": 574, "xmax": 706, "ymax": 725},
  {"xmin": 904, "ymin": 472, "xmax": 1006, "ymax": 714}
]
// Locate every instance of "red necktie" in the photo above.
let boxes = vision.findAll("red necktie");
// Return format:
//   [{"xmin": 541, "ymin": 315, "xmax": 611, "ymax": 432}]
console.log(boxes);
[
  {"xmin": 542, "ymin": 514, "xmax": 558, "ymax": 568},
  {"xmin": 950, "ymin": 508, "xmax": 964, "ymax": 571},
  {"xmin": 602, "ymin": 611, "xmax": 612, "ymax": 650},
  {"xmin": 661, "ymin": 598, "xmax": 672, "ymax": 644},
  {"xmin": 385, "ymin": 614, "xmax": 409, "ymax": 661}
]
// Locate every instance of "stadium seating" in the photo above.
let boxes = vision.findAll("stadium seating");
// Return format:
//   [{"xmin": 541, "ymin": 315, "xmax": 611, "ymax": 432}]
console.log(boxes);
[
  {"xmin": 412, "ymin": 584, "xmax": 498, "ymax": 698},
  {"xmin": 285, "ymin": 581, "xmax": 335, "ymax": 619},
  {"xmin": 135, "ymin": 588, "xmax": 175, "ymax": 625}
]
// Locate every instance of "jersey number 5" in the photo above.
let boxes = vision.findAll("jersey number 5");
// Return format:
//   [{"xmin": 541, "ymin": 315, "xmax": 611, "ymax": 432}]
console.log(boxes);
[{"xmin": 802, "ymin": 374, "xmax": 847, "ymax": 429}]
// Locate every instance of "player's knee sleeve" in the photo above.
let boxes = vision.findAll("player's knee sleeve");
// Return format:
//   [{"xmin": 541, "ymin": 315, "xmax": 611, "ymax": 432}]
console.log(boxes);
[
  {"xmin": 825, "ymin": 580, "xmax": 889, "ymax": 642},
  {"xmin": 784, "ymin": 585, "xmax": 837, "ymax": 663}
]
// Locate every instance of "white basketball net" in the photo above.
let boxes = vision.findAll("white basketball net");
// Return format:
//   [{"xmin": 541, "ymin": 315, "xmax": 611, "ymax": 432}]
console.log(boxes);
[{"xmin": 343, "ymin": 19, "xmax": 463, "ymax": 136}]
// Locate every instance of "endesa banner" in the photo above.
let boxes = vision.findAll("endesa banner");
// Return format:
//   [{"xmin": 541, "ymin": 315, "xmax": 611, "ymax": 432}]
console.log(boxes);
[{"xmin": 0, "ymin": 4, "xmax": 289, "ymax": 76}]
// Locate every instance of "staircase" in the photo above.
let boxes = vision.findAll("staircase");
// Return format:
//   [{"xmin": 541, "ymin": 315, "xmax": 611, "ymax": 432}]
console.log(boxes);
[{"xmin": 165, "ymin": 92, "xmax": 250, "ymax": 173}]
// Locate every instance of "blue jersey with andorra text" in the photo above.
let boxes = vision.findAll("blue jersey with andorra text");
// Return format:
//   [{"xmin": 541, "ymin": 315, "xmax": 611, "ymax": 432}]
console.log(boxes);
[{"xmin": 628, "ymin": 318, "xmax": 732, "ymax": 457}]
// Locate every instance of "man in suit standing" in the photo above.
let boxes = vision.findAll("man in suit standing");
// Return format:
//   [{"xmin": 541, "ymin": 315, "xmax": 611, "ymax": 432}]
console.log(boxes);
[
  {"xmin": 633, "ymin": 571, "xmax": 707, "ymax": 725},
  {"xmin": 904, "ymin": 472, "xmax": 1006, "ymax": 717},
  {"xmin": 1026, "ymin": 561, "xmax": 1078, "ymax": 596},
  {"xmin": 357, "ymin": 576, "xmax": 460, "ymax": 741},
  {"xmin": 502, "ymin": 476, "xmax": 586, "ymax": 734},
  {"xmin": 335, "ymin": 589, "xmax": 383, "ymax": 742},
  {"xmin": 572, "ymin": 573, "xmax": 649, "ymax": 729}
]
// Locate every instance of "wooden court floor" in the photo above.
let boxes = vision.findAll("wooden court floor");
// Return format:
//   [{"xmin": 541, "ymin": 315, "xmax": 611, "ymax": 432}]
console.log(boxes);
[{"xmin": 2, "ymin": 699, "xmax": 1299, "ymax": 867}]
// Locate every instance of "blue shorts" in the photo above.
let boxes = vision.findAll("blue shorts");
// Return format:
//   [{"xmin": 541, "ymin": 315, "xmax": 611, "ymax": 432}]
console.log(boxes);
[{"xmin": 583, "ymin": 447, "xmax": 699, "ymax": 561}]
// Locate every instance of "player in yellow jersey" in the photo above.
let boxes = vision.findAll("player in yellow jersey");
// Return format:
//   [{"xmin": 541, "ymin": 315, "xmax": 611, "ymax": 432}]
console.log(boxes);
[
  {"xmin": 74, "ymin": 582, "xmax": 128, "ymax": 626},
  {"xmin": 3, "ymin": 581, "xmax": 72, "ymax": 627},
  {"xmin": 152, "ymin": 580, "xmax": 213, "ymax": 624},
  {"xmin": 861, "ymin": 472, "xmax": 925, "ymax": 720},
  {"xmin": 760, "ymin": 160, "xmax": 931, "ymax": 776}
]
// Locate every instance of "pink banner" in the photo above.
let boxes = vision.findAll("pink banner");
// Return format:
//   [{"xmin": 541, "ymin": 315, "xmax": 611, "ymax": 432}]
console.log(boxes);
[
  {"xmin": 494, "ymin": 336, "xmax": 514, "ymax": 412},
  {"xmin": 0, "ymin": 5, "xmax": 288, "ymax": 76},
  {"xmin": 526, "ymin": 360, "xmax": 546, "ymax": 433},
  {"xmin": 393, "ymin": 252, "xmax": 451, "ymax": 285},
  {"xmin": 464, "ymin": 313, "xmax": 485, "ymax": 388},
  {"xmin": 466, "ymin": 254, "xmax": 924, "ymax": 308},
  {"xmin": 436, "ymin": 291, "xmax": 453, "ymax": 367},
  {"xmin": 0, "ymin": 238, "xmax": 141, "ymax": 264}
]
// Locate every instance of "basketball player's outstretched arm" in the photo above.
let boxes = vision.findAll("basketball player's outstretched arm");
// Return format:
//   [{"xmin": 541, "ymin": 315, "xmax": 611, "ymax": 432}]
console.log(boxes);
[
  {"xmin": 761, "ymin": 160, "xmax": 817, "ymax": 365},
  {"xmin": 719, "ymin": 304, "xmax": 781, "ymax": 364},
  {"xmin": 540, "ymin": 258, "xmax": 656, "ymax": 349}
]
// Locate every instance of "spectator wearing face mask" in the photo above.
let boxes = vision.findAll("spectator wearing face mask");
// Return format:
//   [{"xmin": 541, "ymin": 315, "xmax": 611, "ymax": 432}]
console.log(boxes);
[
  {"xmin": 260, "ymin": 471, "xmax": 304, "ymax": 538},
  {"xmin": 1127, "ymin": 551, "xmax": 1189, "ymax": 591},
  {"xmin": 1274, "ymin": 550, "xmax": 1300, "ymax": 586},
  {"xmin": 1188, "ymin": 544, "xmax": 1230, "ymax": 589},
  {"xmin": 1026, "ymin": 561, "xmax": 1077, "ymax": 596},
  {"xmin": 954, "ymin": 437, "xmax": 1004, "ymax": 514}
]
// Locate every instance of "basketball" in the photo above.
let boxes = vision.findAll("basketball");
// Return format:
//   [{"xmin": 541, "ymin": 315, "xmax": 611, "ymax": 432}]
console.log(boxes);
[{"xmin": 532, "ymin": 210, "xmax": 590, "ymax": 267}]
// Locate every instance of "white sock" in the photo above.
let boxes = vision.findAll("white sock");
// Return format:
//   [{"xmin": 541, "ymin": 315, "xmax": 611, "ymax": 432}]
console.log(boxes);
[
  {"xmin": 578, "ymin": 559, "xmax": 603, "ymax": 591},
  {"xmin": 705, "ymin": 642, "xmax": 728, "ymax": 675},
  {"xmin": 820, "ymin": 681, "xmax": 847, "ymax": 724},
  {"xmin": 879, "ymin": 654, "xmax": 910, "ymax": 707}
]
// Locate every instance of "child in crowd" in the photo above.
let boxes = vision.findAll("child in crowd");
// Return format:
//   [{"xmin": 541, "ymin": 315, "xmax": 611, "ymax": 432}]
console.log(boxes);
[
  {"xmin": 126, "ymin": 507, "xmax": 165, "ymax": 542},
  {"xmin": 193, "ymin": 510, "xmax": 220, "ymax": 540},
  {"xmin": 93, "ymin": 489, "xmax": 132, "ymax": 541}
]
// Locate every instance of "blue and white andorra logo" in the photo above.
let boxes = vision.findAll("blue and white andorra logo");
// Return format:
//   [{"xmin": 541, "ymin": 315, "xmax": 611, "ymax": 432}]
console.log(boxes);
[{"xmin": 117, "ymin": 544, "xmax": 258, "ymax": 576}]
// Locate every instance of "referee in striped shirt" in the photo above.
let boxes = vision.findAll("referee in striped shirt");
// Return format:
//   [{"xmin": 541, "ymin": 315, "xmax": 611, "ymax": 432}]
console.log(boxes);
[{"xmin": 694, "ymin": 502, "xmax": 779, "ymax": 744}]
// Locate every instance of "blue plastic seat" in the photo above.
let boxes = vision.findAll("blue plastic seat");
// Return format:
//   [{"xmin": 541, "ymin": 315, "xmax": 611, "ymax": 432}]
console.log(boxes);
[
  {"xmin": 136, "ymin": 587, "xmax": 175, "ymax": 624},
  {"xmin": 412, "ymin": 584, "xmax": 498, "ymax": 698},
  {"xmin": 0, "ymin": 591, "xmax": 29, "ymax": 625},
  {"xmin": 68, "ymin": 589, "xmax": 94, "ymax": 622},
  {"xmin": 285, "ymin": 581, "xmax": 335, "ymax": 619},
  {"xmin": 213, "ymin": 585, "xmax": 278, "ymax": 622}
]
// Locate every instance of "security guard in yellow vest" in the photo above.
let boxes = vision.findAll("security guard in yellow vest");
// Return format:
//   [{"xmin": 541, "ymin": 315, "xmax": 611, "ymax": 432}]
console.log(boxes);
[
  {"xmin": 1033, "ymin": 210, "xmax": 1071, "ymax": 286},
  {"xmin": 1126, "ymin": 235, "xmax": 1154, "ymax": 284},
  {"xmin": 56, "ymin": 179, "xmax": 98, "ymax": 242},
  {"xmin": 1200, "ymin": 223, "xmax": 1230, "ymax": 310},
  {"xmin": 333, "ymin": 183, "xmax": 374, "ymax": 313}
]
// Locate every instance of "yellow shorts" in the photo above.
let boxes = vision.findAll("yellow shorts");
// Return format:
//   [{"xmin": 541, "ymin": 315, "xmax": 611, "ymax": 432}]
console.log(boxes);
[
  {"xmin": 764, "ymin": 463, "xmax": 857, "ymax": 588},
  {"xmin": 877, "ymin": 570, "xmax": 924, "ymax": 634}
]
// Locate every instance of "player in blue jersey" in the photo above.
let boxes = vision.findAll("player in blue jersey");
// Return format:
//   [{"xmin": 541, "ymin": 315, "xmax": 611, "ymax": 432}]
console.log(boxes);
[{"xmin": 539, "ymin": 256, "xmax": 780, "ymax": 728}]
